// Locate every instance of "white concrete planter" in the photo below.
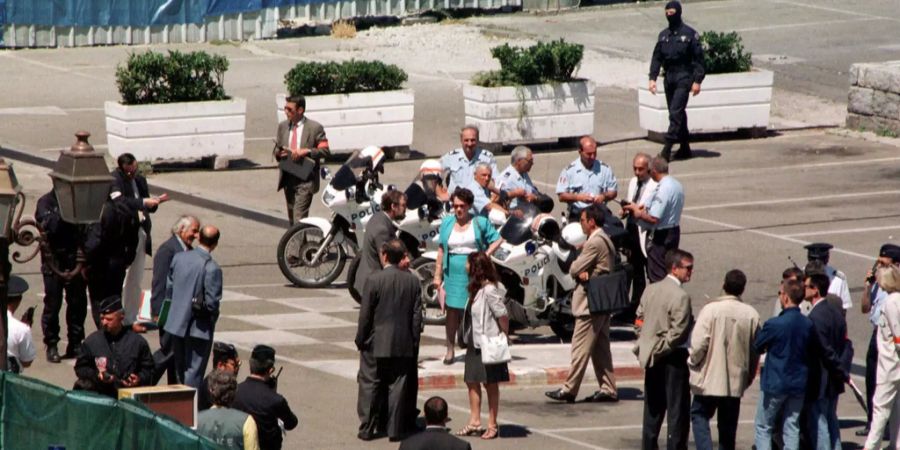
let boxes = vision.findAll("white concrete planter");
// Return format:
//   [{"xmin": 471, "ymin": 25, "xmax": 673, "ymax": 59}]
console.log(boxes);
[
  {"xmin": 275, "ymin": 90, "xmax": 414, "ymax": 154},
  {"xmin": 638, "ymin": 69, "xmax": 773, "ymax": 135},
  {"xmin": 105, "ymin": 98, "xmax": 246, "ymax": 164},
  {"xmin": 464, "ymin": 80, "xmax": 595, "ymax": 143}
]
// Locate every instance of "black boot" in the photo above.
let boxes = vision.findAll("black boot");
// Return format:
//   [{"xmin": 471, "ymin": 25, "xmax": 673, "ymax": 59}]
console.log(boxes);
[
  {"xmin": 674, "ymin": 142, "xmax": 693, "ymax": 160},
  {"xmin": 659, "ymin": 143, "xmax": 673, "ymax": 162},
  {"xmin": 63, "ymin": 343, "xmax": 82, "ymax": 359},
  {"xmin": 46, "ymin": 345, "xmax": 62, "ymax": 363}
]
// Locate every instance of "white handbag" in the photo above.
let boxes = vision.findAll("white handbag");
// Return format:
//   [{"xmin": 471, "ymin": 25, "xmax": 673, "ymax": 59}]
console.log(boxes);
[{"xmin": 480, "ymin": 333, "xmax": 511, "ymax": 365}]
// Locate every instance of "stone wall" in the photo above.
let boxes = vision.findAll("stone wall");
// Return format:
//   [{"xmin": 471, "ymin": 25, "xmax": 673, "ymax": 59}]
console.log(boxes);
[{"xmin": 847, "ymin": 61, "xmax": 900, "ymax": 134}]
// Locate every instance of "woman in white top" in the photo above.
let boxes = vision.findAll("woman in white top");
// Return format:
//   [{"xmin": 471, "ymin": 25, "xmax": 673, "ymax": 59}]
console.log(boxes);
[
  {"xmin": 864, "ymin": 265, "xmax": 900, "ymax": 450},
  {"xmin": 455, "ymin": 251, "xmax": 509, "ymax": 441}
]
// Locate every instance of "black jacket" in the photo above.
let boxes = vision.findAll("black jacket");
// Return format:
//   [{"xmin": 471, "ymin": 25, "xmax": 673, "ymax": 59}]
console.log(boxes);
[
  {"xmin": 233, "ymin": 377, "xmax": 298, "ymax": 450},
  {"xmin": 150, "ymin": 235, "xmax": 188, "ymax": 317},
  {"xmin": 355, "ymin": 265, "xmax": 423, "ymax": 358},
  {"xmin": 110, "ymin": 168, "xmax": 156, "ymax": 256},
  {"xmin": 74, "ymin": 328, "xmax": 154, "ymax": 398},
  {"xmin": 807, "ymin": 299, "xmax": 848, "ymax": 400},
  {"xmin": 353, "ymin": 211, "xmax": 398, "ymax": 295},
  {"xmin": 649, "ymin": 22, "xmax": 705, "ymax": 84},
  {"xmin": 35, "ymin": 191, "xmax": 81, "ymax": 273},
  {"xmin": 399, "ymin": 428, "xmax": 472, "ymax": 450}
]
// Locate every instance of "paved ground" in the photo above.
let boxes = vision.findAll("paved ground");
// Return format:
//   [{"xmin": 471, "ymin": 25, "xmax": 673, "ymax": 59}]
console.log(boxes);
[{"xmin": 3, "ymin": 0, "xmax": 900, "ymax": 448}]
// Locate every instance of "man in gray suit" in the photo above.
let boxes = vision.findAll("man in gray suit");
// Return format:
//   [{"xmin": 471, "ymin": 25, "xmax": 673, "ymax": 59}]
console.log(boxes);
[
  {"xmin": 355, "ymin": 239, "xmax": 423, "ymax": 442},
  {"xmin": 635, "ymin": 248, "xmax": 694, "ymax": 450},
  {"xmin": 275, "ymin": 95, "xmax": 330, "ymax": 225},
  {"xmin": 164, "ymin": 226, "xmax": 223, "ymax": 388},
  {"xmin": 353, "ymin": 190, "xmax": 407, "ymax": 297}
]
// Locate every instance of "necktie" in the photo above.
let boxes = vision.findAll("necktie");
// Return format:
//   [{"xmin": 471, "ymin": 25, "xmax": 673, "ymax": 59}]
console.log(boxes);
[
  {"xmin": 633, "ymin": 180, "xmax": 644, "ymax": 203},
  {"xmin": 290, "ymin": 124, "xmax": 298, "ymax": 150}
]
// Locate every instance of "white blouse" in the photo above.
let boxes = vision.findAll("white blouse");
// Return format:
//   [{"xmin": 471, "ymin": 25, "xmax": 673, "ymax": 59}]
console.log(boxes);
[{"xmin": 448, "ymin": 224, "xmax": 477, "ymax": 255}]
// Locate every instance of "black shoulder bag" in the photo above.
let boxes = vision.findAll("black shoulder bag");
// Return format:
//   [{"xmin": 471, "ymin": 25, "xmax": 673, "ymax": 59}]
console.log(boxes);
[{"xmin": 586, "ymin": 237, "xmax": 633, "ymax": 315}]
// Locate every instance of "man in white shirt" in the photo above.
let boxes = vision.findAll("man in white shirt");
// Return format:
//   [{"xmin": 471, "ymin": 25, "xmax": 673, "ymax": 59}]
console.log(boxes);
[
  {"xmin": 6, "ymin": 276, "xmax": 36, "ymax": 374},
  {"xmin": 618, "ymin": 152, "xmax": 658, "ymax": 324}
]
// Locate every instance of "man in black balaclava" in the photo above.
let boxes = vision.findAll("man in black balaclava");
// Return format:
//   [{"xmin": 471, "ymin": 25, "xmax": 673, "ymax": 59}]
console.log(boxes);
[{"xmin": 648, "ymin": 1, "xmax": 705, "ymax": 162}]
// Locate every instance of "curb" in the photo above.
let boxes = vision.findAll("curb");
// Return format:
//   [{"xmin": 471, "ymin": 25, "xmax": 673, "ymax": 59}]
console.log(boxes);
[{"xmin": 418, "ymin": 364, "xmax": 644, "ymax": 390}]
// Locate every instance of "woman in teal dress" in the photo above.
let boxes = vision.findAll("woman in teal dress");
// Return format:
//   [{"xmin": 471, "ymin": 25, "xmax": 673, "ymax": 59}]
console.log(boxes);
[{"xmin": 433, "ymin": 188, "xmax": 502, "ymax": 365}]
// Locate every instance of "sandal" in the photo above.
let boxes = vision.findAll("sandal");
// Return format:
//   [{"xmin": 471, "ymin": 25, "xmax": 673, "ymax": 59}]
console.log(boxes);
[
  {"xmin": 481, "ymin": 426, "xmax": 499, "ymax": 440},
  {"xmin": 455, "ymin": 424, "xmax": 484, "ymax": 436}
]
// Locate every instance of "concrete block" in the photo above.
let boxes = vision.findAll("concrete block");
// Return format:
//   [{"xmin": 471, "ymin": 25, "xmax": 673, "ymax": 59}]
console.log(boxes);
[
  {"xmin": 872, "ymin": 90, "xmax": 900, "ymax": 120},
  {"xmin": 847, "ymin": 113, "xmax": 900, "ymax": 135},
  {"xmin": 849, "ymin": 64, "xmax": 861, "ymax": 87},
  {"xmin": 858, "ymin": 61, "xmax": 900, "ymax": 94},
  {"xmin": 848, "ymin": 86, "xmax": 875, "ymax": 116}
]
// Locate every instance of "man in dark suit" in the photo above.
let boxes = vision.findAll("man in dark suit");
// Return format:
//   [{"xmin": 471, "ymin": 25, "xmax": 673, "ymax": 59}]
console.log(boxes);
[
  {"xmin": 233, "ymin": 345, "xmax": 299, "ymax": 450},
  {"xmin": 353, "ymin": 190, "xmax": 407, "ymax": 297},
  {"xmin": 164, "ymin": 226, "xmax": 223, "ymax": 388},
  {"xmin": 399, "ymin": 396, "xmax": 470, "ymax": 450},
  {"xmin": 356, "ymin": 239, "xmax": 423, "ymax": 442},
  {"xmin": 275, "ymin": 95, "xmax": 330, "ymax": 225},
  {"xmin": 150, "ymin": 215, "xmax": 200, "ymax": 384},
  {"xmin": 110, "ymin": 153, "xmax": 168, "ymax": 326},
  {"xmin": 804, "ymin": 273, "xmax": 848, "ymax": 450}
]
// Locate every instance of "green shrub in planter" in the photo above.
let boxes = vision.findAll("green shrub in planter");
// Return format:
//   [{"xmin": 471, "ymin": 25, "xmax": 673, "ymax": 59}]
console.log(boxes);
[
  {"xmin": 284, "ymin": 60, "xmax": 408, "ymax": 96},
  {"xmin": 471, "ymin": 39, "xmax": 584, "ymax": 87},
  {"xmin": 701, "ymin": 31, "xmax": 753, "ymax": 75},
  {"xmin": 115, "ymin": 50, "xmax": 230, "ymax": 105}
]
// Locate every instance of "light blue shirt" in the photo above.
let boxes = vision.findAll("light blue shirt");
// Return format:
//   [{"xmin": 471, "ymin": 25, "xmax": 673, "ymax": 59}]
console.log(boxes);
[
  {"xmin": 497, "ymin": 165, "xmax": 537, "ymax": 209},
  {"xmin": 869, "ymin": 283, "xmax": 888, "ymax": 326},
  {"xmin": 646, "ymin": 175, "xmax": 684, "ymax": 229},
  {"xmin": 465, "ymin": 180, "xmax": 492, "ymax": 217},
  {"xmin": 440, "ymin": 147, "xmax": 497, "ymax": 193},
  {"xmin": 555, "ymin": 158, "xmax": 618, "ymax": 210}
]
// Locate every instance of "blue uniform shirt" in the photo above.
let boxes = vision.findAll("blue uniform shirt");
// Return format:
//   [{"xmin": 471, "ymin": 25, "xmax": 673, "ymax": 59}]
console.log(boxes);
[
  {"xmin": 497, "ymin": 165, "xmax": 537, "ymax": 209},
  {"xmin": 869, "ymin": 283, "xmax": 888, "ymax": 327},
  {"xmin": 440, "ymin": 147, "xmax": 497, "ymax": 193},
  {"xmin": 646, "ymin": 175, "xmax": 684, "ymax": 229},
  {"xmin": 555, "ymin": 158, "xmax": 618, "ymax": 210},
  {"xmin": 465, "ymin": 180, "xmax": 493, "ymax": 217}
]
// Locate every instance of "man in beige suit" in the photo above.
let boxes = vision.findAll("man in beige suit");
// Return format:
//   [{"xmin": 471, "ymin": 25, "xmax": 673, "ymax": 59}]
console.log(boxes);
[
  {"xmin": 275, "ymin": 95, "xmax": 330, "ymax": 225},
  {"xmin": 688, "ymin": 269, "xmax": 760, "ymax": 450},
  {"xmin": 636, "ymin": 248, "xmax": 694, "ymax": 450},
  {"xmin": 545, "ymin": 204, "xmax": 618, "ymax": 403}
]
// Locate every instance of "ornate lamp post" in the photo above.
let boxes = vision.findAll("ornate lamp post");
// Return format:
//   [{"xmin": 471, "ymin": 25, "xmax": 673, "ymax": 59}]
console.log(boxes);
[{"xmin": 0, "ymin": 131, "xmax": 111, "ymax": 371}]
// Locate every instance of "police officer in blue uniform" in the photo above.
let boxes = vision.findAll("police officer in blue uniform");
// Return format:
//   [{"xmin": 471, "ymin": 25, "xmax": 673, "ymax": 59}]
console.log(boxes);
[
  {"xmin": 556, "ymin": 136, "xmax": 618, "ymax": 219},
  {"xmin": 649, "ymin": 1, "xmax": 705, "ymax": 162},
  {"xmin": 440, "ymin": 125, "xmax": 497, "ymax": 193},
  {"xmin": 498, "ymin": 145, "xmax": 540, "ymax": 210}
]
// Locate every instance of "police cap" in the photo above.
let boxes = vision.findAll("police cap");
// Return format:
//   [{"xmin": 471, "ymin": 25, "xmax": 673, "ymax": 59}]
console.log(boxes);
[
  {"xmin": 804, "ymin": 242, "xmax": 833, "ymax": 262},
  {"xmin": 7, "ymin": 275, "xmax": 29, "ymax": 299},
  {"xmin": 213, "ymin": 342, "xmax": 238, "ymax": 362},
  {"xmin": 251, "ymin": 344, "xmax": 276, "ymax": 363},
  {"xmin": 98, "ymin": 295, "xmax": 123, "ymax": 315},
  {"xmin": 880, "ymin": 244, "xmax": 900, "ymax": 263}
]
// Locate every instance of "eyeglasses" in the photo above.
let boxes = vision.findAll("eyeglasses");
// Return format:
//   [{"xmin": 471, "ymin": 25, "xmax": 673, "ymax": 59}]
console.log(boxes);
[{"xmin": 451, "ymin": 203, "xmax": 468, "ymax": 209}]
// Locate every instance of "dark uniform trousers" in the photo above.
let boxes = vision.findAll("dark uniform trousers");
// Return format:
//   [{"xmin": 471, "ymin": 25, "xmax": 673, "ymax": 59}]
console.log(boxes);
[
  {"xmin": 664, "ymin": 75, "xmax": 693, "ymax": 146},
  {"xmin": 866, "ymin": 326, "xmax": 878, "ymax": 426},
  {"xmin": 622, "ymin": 220, "xmax": 648, "ymax": 321},
  {"xmin": 646, "ymin": 226, "xmax": 681, "ymax": 283},
  {"xmin": 642, "ymin": 348, "xmax": 690, "ymax": 450},
  {"xmin": 41, "ymin": 272, "xmax": 88, "ymax": 349}
]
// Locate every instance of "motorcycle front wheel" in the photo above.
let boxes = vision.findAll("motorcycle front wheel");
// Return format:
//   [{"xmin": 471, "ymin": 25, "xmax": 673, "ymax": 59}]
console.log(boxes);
[
  {"xmin": 346, "ymin": 255, "xmax": 362, "ymax": 303},
  {"xmin": 277, "ymin": 223, "xmax": 346, "ymax": 288},
  {"xmin": 549, "ymin": 316, "xmax": 575, "ymax": 343},
  {"xmin": 410, "ymin": 256, "xmax": 446, "ymax": 326}
]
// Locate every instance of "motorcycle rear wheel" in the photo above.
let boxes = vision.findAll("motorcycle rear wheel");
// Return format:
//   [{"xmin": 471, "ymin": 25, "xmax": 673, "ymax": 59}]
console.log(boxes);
[
  {"xmin": 277, "ymin": 223, "xmax": 346, "ymax": 288},
  {"xmin": 549, "ymin": 316, "xmax": 575, "ymax": 343},
  {"xmin": 411, "ymin": 256, "xmax": 446, "ymax": 326}
]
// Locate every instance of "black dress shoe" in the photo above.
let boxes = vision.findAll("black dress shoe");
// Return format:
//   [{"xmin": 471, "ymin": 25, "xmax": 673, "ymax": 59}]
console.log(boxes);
[
  {"xmin": 659, "ymin": 143, "xmax": 673, "ymax": 162},
  {"xmin": 357, "ymin": 431, "xmax": 378, "ymax": 441},
  {"xmin": 674, "ymin": 144, "xmax": 692, "ymax": 160},
  {"xmin": 46, "ymin": 346, "xmax": 62, "ymax": 363},
  {"xmin": 545, "ymin": 388, "xmax": 576, "ymax": 403},
  {"xmin": 63, "ymin": 345, "xmax": 81, "ymax": 359},
  {"xmin": 584, "ymin": 391, "xmax": 619, "ymax": 403},
  {"xmin": 855, "ymin": 426, "xmax": 870, "ymax": 437}
]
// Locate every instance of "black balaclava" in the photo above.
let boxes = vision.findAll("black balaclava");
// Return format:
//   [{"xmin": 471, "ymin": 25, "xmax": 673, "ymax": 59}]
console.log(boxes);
[{"xmin": 665, "ymin": 1, "xmax": 683, "ymax": 30}]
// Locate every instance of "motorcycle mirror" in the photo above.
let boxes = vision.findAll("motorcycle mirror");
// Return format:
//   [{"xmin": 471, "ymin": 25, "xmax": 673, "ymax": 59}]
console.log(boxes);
[
  {"xmin": 536, "ymin": 194, "xmax": 554, "ymax": 214},
  {"xmin": 331, "ymin": 165, "xmax": 358, "ymax": 191},
  {"xmin": 320, "ymin": 167, "xmax": 331, "ymax": 180},
  {"xmin": 404, "ymin": 183, "xmax": 427, "ymax": 209},
  {"xmin": 386, "ymin": 184, "xmax": 396, "ymax": 191},
  {"xmin": 525, "ymin": 241, "xmax": 537, "ymax": 256}
]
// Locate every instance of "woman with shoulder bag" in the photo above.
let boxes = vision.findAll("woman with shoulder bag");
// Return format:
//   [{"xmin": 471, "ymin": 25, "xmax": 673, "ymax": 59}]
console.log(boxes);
[
  {"xmin": 433, "ymin": 188, "xmax": 502, "ymax": 365},
  {"xmin": 456, "ymin": 251, "xmax": 509, "ymax": 441}
]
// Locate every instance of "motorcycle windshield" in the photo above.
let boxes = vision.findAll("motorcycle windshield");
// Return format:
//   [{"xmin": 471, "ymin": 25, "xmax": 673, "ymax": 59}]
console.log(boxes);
[
  {"xmin": 330, "ymin": 150, "xmax": 374, "ymax": 191},
  {"xmin": 500, "ymin": 201, "xmax": 539, "ymax": 246}
]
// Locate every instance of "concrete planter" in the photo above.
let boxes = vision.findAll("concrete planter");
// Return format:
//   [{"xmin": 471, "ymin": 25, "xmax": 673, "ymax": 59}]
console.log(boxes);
[
  {"xmin": 638, "ymin": 69, "xmax": 773, "ymax": 137},
  {"xmin": 275, "ymin": 90, "xmax": 414, "ymax": 154},
  {"xmin": 463, "ymin": 80, "xmax": 595, "ymax": 144},
  {"xmin": 105, "ymin": 98, "xmax": 246, "ymax": 166}
]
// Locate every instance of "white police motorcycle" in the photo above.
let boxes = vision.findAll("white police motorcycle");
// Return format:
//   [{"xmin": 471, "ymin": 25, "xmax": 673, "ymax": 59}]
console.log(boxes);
[{"xmin": 276, "ymin": 147, "xmax": 386, "ymax": 288}]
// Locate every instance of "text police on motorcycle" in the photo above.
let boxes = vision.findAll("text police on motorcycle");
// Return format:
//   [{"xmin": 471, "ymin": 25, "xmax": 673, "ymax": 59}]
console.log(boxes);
[
  {"xmin": 441, "ymin": 125, "xmax": 498, "ymax": 193},
  {"xmin": 498, "ymin": 146, "xmax": 540, "ymax": 210},
  {"xmin": 556, "ymin": 136, "xmax": 618, "ymax": 219},
  {"xmin": 648, "ymin": 1, "xmax": 705, "ymax": 162}
]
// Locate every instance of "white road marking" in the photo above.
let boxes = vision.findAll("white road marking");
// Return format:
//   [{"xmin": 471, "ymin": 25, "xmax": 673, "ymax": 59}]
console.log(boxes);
[
  {"xmin": 734, "ymin": 17, "xmax": 884, "ymax": 33},
  {"xmin": 783, "ymin": 225, "xmax": 900, "ymax": 238},
  {"xmin": 767, "ymin": 0, "xmax": 900, "ymax": 22},
  {"xmin": 0, "ymin": 52, "xmax": 108, "ymax": 81},
  {"xmin": 0, "ymin": 106, "xmax": 67, "ymax": 116},
  {"xmin": 683, "ymin": 190, "xmax": 900, "ymax": 212},
  {"xmin": 683, "ymin": 214, "xmax": 876, "ymax": 262}
]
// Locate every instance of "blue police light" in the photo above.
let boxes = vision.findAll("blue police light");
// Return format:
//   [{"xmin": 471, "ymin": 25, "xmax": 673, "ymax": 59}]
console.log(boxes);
[{"xmin": 525, "ymin": 241, "xmax": 537, "ymax": 256}]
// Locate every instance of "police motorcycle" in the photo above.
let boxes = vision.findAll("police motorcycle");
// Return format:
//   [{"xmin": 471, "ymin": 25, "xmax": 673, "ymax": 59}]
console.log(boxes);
[
  {"xmin": 411, "ymin": 198, "xmax": 629, "ymax": 341},
  {"xmin": 276, "ymin": 146, "xmax": 387, "ymax": 288},
  {"xmin": 345, "ymin": 160, "xmax": 448, "ymax": 303}
]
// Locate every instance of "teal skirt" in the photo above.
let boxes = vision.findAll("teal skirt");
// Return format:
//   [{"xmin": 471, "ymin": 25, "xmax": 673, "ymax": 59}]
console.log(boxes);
[{"xmin": 444, "ymin": 254, "xmax": 470, "ymax": 310}]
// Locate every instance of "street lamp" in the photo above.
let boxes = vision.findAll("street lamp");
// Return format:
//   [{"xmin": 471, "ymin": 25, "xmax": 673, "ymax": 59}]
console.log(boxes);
[{"xmin": 0, "ymin": 131, "xmax": 112, "ymax": 372}]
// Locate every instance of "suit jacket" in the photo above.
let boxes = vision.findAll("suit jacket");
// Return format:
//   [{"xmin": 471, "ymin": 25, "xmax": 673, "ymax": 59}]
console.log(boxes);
[
  {"xmin": 110, "ymin": 168, "xmax": 157, "ymax": 256},
  {"xmin": 636, "ymin": 276, "xmax": 693, "ymax": 368},
  {"xmin": 355, "ymin": 265, "xmax": 423, "ymax": 358},
  {"xmin": 807, "ymin": 298, "xmax": 847, "ymax": 400},
  {"xmin": 625, "ymin": 176, "xmax": 658, "ymax": 257},
  {"xmin": 354, "ymin": 211, "xmax": 398, "ymax": 295},
  {"xmin": 163, "ymin": 248, "xmax": 222, "ymax": 340},
  {"xmin": 150, "ymin": 235, "xmax": 188, "ymax": 317},
  {"xmin": 569, "ymin": 228, "xmax": 615, "ymax": 317},
  {"xmin": 399, "ymin": 428, "xmax": 472, "ymax": 450},
  {"xmin": 274, "ymin": 117, "xmax": 329, "ymax": 191}
]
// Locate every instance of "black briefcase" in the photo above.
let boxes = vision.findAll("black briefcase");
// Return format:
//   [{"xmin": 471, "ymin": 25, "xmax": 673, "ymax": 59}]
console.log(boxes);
[{"xmin": 586, "ymin": 263, "xmax": 632, "ymax": 315}]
